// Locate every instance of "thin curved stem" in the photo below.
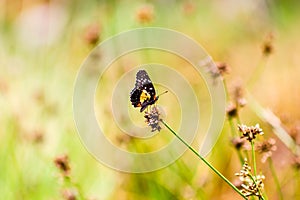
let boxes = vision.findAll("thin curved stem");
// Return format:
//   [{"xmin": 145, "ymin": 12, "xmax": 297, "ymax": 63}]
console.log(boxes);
[
  {"xmin": 161, "ymin": 120, "xmax": 247, "ymax": 199},
  {"xmin": 268, "ymin": 158, "xmax": 283, "ymax": 200},
  {"xmin": 251, "ymin": 140, "xmax": 257, "ymax": 176}
]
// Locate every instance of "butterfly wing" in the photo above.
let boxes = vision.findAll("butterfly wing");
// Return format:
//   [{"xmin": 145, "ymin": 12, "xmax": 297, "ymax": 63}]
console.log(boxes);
[
  {"xmin": 130, "ymin": 70, "xmax": 157, "ymax": 112},
  {"xmin": 130, "ymin": 87, "xmax": 143, "ymax": 107}
]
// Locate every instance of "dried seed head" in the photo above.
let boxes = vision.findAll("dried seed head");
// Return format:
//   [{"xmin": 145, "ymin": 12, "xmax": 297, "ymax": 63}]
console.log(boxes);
[
  {"xmin": 226, "ymin": 82, "xmax": 247, "ymax": 118},
  {"xmin": 262, "ymin": 42, "xmax": 273, "ymax": 56},
  {"xmin": 216, "ymin": 62, "xmax": 231, "ymax": 75},
  {"xmin": 207, "ymin": 61, "xmax": 230, "ymax": 80},
  {"xmin": 232, "ymin": 82, "xmax": 247, "ymax": 107},
  {"xmin": 231, "ymin": 137, "xmax": 249, "ymax": 150},
  {"xmin": 238, "ymin": 124, "xmax": 264, "ymax": 142},
  {"xmin": 235, "ymin": 159, "xmax": 265, "ymax": 198},
  {"xmin": 292, "ymin": 155, "xmax": 300, "ymax": 170},
  {"xmin": 182, "ymin": 1, "xmax": 196, "ymax": 15},
  {"xmin": 255, "ymin": 138, "xmax": 277, "ymax": 163},
  {"xmin": 144, "ymin": 106, "xmax": 162, "ymax": 132},
  {"xmin": 240, "ymin": 174, "xmax": 265, "ymax": 197},
  {"xmin": 62, "ymin": 188, "xmax": 78, "ymax": 200},
  {"xmin": 136, "ymin": 4, "xmax": 154, "ymax": 24},
  {"xmin": 237, "ymin": 98, "xmax": 247, "ymax": 108},
  {"xmin": 31, "ymin": 129, "xmax": 44, "ymax": 144},
  {"xmin": 54, "ymin": 154, "xmax": 71, "ymax": 177},
  {"xmin": 233, "ymin": 82, "xmax": 243, "ymax": 100},
  {"xmin": 262, "ymin": 33, "xmax": 274, "ymax": 57},
  {"xmin": 289, "ymin": 123, "xmax": 300, "ymax": 145},
  {"xmin": 226, "ymin": 102, "xmax": 237, "ymax": 118},
  {"xmin": 83, "ymin": 23, "xmax": 100, "ymax": 45},
  {"xmin": 235, "ymin": 159, "xmax": 251, "ymax": 180}
]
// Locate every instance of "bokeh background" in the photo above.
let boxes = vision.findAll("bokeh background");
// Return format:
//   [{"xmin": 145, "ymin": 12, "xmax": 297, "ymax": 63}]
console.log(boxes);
[{"xmin": 1, "ymin": 0, "xmax": 300, "ymax": 199}]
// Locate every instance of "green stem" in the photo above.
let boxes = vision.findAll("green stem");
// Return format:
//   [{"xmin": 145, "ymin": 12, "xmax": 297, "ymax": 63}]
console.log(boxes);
[
  {"xmin": 224, "ymin": 80, "xmax": 245, "ymax": 165},
  {"xmin": 223, "ymin": 79, "xmax": 230, "ymax": 102},
  {"xmin": 295, "ymin": 170, "xmax": 300, "ymax": 199},
  {"xmin": 228, "ymin": 116, "xmax": 245, "ymax": 165},
  {"xmin": 237, "ymin": 150, "xmax": 245, "ymax": 165},
  {"xmin": 228, "ymin": 117, "xmax": 237, "ymax": 136},
  {"xmin": 235, "ymin": 112, "xmax": 242, "ymax": 125},
  {"xmin": 247, "ymin": 56, "xmax": 268, "ymax": 90},
  {"xmin": 251, "ymin": 140, "xmax": 257, "ymax": 176},
  {"xmin": 250, "ymin": 141, "xmax": 266, "ymax": 199},
  {"xmin": 161, "ymin": 120, "xmax": 248, "ymax": 199},
  {"xmin": 64, "ymin": 176, "xmax": 85, "ymax": 200},
  {"xmin": 223, "ymin": 79, "xmax": 242, "ymax": 125},
  {"xmin": 268, "ymin": 158, "xmax": 283, "ymax": 200}
]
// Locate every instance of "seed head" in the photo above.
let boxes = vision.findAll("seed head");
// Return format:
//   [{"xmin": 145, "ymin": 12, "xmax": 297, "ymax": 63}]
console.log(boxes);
[
  {"xmin": 62, "ymin": 188, "xmax": 78, "ymax": 200},
  {"xmin": 226, "ymin": 102, "xmax": 237, "ymax": 118},
  {"xmin": 144, "ymin": 106, "xmax": 162, "ymax": 132},
  {"xmin": 231, "ymin": 137, "xmax": 249, "ymax": 151},
  {"xmin": 255, "ymin": 138, "xmax": 277, "ymax": 163},
  {"xmin": 292, "ymin": 155, "xmax": 300, "ymax": 170},
  {"xmin": 262, "ymin": 42, "xmax": 273, "ymax": 56},
  {"xmin": 182, "ymin": 1, "xmax": 196, "ymax": 15},
  {"xmin": 238, "ymin": 124, "xmax": 264, "ymax": 142},
  {"xmin": 262, "ymin": 33, "xmax": 274, "ymax": 57},
  {"xmin": 136, "ymin": 4, "xmax": 154, "ymax": 24},
  {"xmin": 232, "ymin": 82, "xmax": 247, "ymax": 108},
  {"xmin": 235, "ymin": 159, "xmax": 251, "ymax": 180},
  {"xmin": 31, "ymin": 129, "xmax": 44, "ymax": 144},
  {"xmin": 235, "ymin": 159, "xmax": 265, "ymax": 198},
  {"xmin": 54, "ymin": 154, "xmax": 71, "ymax": 177},
  {"xmin": 208, "ymin": 61, "xmax": 230, "ymax": 80},
  {"xmin": 216, "ymin": 62, "xmax": 231, "ymax": 75},
  {"xmin": 240, "ymin": 175, "xmax": 265, "ymax": 197},
  {"xmin": 289, "ymin": 124, "xmax": 300, "ymax": 145},
  {"xmin": 83, "ymin": 23, "xmax": 100, "ymax": 46}
]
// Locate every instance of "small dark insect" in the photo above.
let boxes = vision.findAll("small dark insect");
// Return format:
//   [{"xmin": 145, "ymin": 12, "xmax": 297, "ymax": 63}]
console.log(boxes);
[{"xmin": 130, "ymin": 70, "xmax": 158, "ymax": 112}]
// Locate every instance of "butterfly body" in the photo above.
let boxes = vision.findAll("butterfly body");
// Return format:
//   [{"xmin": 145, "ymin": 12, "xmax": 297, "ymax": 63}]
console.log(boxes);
[{"xmin": 130, "ymin": 70, "xmax": 158, "ymax": 112}]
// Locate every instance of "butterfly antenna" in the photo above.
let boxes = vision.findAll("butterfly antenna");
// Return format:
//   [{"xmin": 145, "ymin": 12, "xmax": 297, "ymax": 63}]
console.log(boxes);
[{"xmin": 157, "ymin": 90, "xmax": 168, "ymax": 98}]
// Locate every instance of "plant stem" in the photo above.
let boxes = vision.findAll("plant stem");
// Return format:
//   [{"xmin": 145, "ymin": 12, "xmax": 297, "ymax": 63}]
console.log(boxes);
[
  {"xmin": 223, "ymin": 78, "xmax": 245, "ymax": 165},
  {"xmin": 268, "ymin": 158, "xmax": 283, "ymax": 200},
  {"xmin": 228, "ymin": 117, "xmax": 237, "ymax": 136},
  {"xmin": 295, "ymin": 170, "xmax": 300, "ymax": 199},
  {"xmin": 251, "ymin": 140, "xmax": 257, "ymax": 176},
  {"xmin": 250, "ymin": 141, "xmax": 266, "ymax": 200},
  {"xmin": 235, "ymin": 112, "xmax": 242, "ymax": 125},
  {"xmin": 236, "ymin": 149, "xmax": 245, "ymax": 165},
  {"xmin": 64, "ymin": 176, "xmax": 86, "ymax": 200},
  {"xmin": 247, "ymin": 56, "xmax": 268, "ymax": 90},
  {"xmin": 227, "ymin": 117, "xmax": 245, "ymax": 165},
  {"xmin": 161, "ymin": 120, "xmax": 248, "ymax": 199},
  {"xmin": 223, "ymin": 79, "xmax": 230, "ymax": 102}
]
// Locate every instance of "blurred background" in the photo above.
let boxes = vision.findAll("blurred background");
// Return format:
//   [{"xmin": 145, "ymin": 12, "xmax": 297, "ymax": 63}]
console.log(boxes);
[{"xmin": 1, "ymin": 0, "xmax": 300, "ymax": 199}]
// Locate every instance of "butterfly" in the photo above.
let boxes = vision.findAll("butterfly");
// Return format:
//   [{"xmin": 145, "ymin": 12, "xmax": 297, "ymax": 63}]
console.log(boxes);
[{"xmin": 130, "ymin": 70, "xmax": 158, "ymax": 112}]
